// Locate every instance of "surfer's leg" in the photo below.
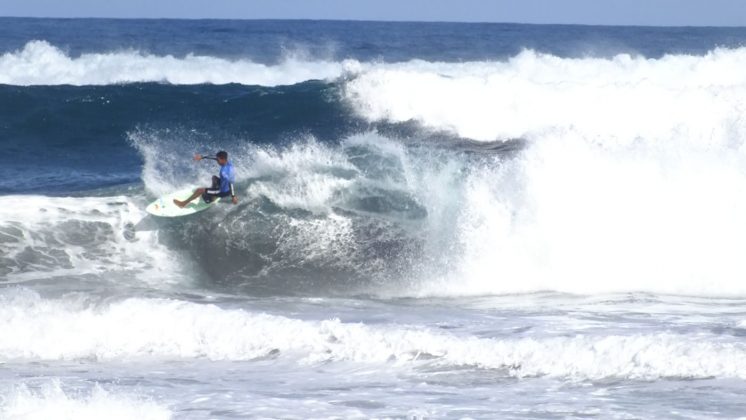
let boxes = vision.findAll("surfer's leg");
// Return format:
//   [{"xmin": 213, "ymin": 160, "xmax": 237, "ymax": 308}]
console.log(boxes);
[
  {"xmin": 181, "ymin": 177, "xmax": 221, "ymax": 206},
  {"xmin": 174, "ymin": 188, "xmax": 205, "ymax": 208},
  {"xmin": 200, "ymin": 180, "xmax": 223, "ymax": 204}
]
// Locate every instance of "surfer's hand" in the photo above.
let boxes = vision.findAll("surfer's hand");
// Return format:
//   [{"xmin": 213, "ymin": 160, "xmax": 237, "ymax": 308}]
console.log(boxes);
[
  {"xmin": 193, "ymin": 153, "xmax": 202, "ymax": 161},
  {"xmin": 232, "ymin": 196, "xmax": 238, "ymax": 205}
]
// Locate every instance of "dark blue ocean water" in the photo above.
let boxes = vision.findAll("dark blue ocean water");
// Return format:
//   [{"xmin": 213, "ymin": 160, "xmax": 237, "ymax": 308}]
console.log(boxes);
[
  {"xmin": 2, "ymin": 18, "xmax": 746, "ymax": 193},
  {"xmin": 4, "ymin": 18, "xmax": 746, "ymax": 61}
]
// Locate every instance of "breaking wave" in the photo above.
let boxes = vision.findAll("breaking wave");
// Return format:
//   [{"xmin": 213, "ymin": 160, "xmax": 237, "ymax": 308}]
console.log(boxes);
[
  {"xmin": 344, "ymin": 47, "xmax": 746, "ymax": 142},
  {"xmin": 5, "ymin": 45, "xmax": 746, "ymax": 297},
  {"xmin": 2, "ymin": 289, "xmax": 746, "ymax": 381},
  {"xmin": 0, "ymin": 40, "xmax": 358, "ymax": 86}
]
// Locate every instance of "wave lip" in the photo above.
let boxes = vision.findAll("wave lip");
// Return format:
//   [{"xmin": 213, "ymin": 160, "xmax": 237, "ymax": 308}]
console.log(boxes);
[
  {"xmin": 0, "ymin": 40, "xmax": 357, "ymax": 86},
  {"xmin": 3, "ymin": 290, "xmax": 746, "ymax": 380},
  {"xmin": 344, "ymin": 48, "xmax": 746, "ymax": 142}
]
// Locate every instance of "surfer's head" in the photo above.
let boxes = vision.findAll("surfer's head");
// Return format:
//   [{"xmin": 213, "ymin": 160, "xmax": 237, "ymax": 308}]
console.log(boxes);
[{"xmin": 216, "ymin": 151, "xmax": 228, "ymax": 165}]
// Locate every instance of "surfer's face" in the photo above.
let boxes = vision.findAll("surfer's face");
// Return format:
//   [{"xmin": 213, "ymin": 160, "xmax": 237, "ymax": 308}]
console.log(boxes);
[{"xmin": 217, "ymin": 157, "xmax": 227, "ymax": 165}]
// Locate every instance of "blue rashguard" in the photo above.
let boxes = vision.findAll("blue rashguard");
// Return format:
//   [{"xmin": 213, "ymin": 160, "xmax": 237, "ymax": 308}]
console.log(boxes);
[
  {"xmin": 218, "ymin": 161, "xmax": 235, "ymax": 194},
  {"xmin": 203, "ymin": 161, "xmax": 236, "ymax": 202}
]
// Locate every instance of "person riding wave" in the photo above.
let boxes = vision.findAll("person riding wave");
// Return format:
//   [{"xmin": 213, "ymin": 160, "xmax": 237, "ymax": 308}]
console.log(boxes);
[{"xmin": 174, "ymin": 150, "xmax": 238, "ymax": 208}]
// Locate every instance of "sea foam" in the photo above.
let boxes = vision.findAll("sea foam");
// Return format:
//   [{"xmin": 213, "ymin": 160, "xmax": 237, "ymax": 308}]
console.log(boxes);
[
  {"xmin": 342, "ymin": 49, "xmax": 746, "ymax": 297},
  {"xmin": 0, "ymin": 195, "xmax": 183, "ymax": 286},
  {"xmin": 2, "ymin": 290, "xmax": 745, "ymax": 381},
  {"xmin": 0, "ymin": 379, "xmax": 171, "ymax": 420}
]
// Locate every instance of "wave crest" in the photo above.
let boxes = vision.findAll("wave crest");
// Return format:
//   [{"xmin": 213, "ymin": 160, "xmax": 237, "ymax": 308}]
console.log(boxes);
[
  {"xmin": 0, "ymin": 40, "xmax": 357, "ymax": 86},
  {"xmin": 3, "ymin": 290, "xmax": 746, "ymax": 380},
  {"xmin": 344, "ymin": 48, "xmax": 746, "ymax": 143}
]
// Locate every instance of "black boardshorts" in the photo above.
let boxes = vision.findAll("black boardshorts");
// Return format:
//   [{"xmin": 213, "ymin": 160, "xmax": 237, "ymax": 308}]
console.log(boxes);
[{"xmin": 202, "ymin": 176, "xmax": 231, "ymax": 203}]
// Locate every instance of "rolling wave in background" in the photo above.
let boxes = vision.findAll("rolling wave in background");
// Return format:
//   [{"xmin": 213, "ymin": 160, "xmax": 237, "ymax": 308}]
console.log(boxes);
[{"xmin": 0, "ymin": 40, "xmax": 356, "ymax": 86}]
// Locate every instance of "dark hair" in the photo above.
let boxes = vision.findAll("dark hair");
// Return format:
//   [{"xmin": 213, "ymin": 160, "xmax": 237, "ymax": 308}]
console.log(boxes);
[{"xmin": 216, "ymin": 151, "xmax": 228, "ymax": 160}]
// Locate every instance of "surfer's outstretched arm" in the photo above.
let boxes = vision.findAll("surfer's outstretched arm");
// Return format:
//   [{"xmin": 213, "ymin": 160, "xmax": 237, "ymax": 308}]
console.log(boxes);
[{"xmin": 194, "ymin": 153, "xmax": 218, "ymax": 162}]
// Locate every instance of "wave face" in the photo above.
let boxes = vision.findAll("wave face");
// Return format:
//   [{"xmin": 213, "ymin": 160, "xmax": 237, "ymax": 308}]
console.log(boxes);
[
  {"xmin": 6, "ymin": 46, "xmax": 746, "ymax": 296},
  {"xmin": 131, "ymin": 128, "xmax": 746, "ymax": 298},
  {"xmin": 342, "ymin": 48, "xmax": 746, "ymax": 297},
  {"xmin": 131, "ymin": 42, "xmax": 746, "ymax": 297},
  {"xmin": 130, "ymin": 131, "xmax": 443, "ymax": 295},
  {"xmin": 4, "ymin": 20, "xmax": 746, "ymax": 298}
]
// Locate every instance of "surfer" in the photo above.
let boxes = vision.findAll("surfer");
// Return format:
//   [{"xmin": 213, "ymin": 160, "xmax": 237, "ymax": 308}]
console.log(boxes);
[{"xmin": 174, "ymin": 151, "xmax": 238, "ymax": 208}]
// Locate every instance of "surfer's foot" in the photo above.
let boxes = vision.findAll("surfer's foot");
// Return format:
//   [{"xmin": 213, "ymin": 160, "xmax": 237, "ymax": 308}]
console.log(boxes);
[{"xmin": 173, "ymin": 199, "xmax": 186, "ymax": 208}]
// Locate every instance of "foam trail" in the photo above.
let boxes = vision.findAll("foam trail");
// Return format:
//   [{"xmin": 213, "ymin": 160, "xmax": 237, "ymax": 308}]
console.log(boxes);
[
  {"xmin": 2, "ymin": 290, "xmax": 746, "ymax": 380},
  {"xmin": 0, "ymin": 40, "xmax": 358, "ymax": 86},
  {"xmin": 0, "ymin": 379, "xmax": 171, "ymax": 420}
]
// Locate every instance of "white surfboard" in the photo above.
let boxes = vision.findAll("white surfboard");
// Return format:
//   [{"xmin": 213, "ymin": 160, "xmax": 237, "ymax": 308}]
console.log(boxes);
[{"xmin": 145, "ymin": 188, "xmax": 220, "ymax": 217}]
